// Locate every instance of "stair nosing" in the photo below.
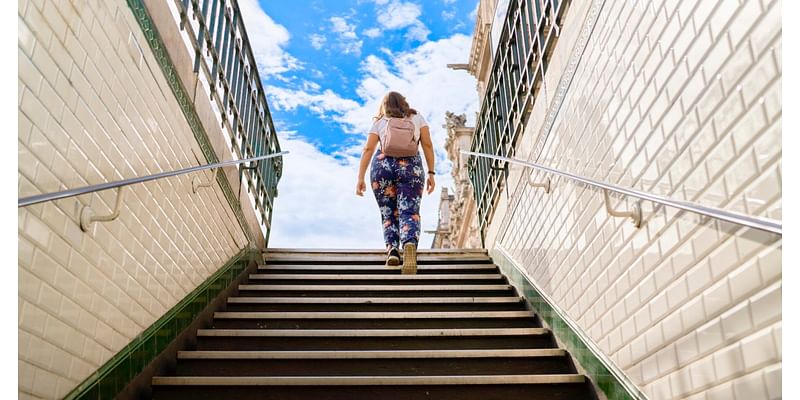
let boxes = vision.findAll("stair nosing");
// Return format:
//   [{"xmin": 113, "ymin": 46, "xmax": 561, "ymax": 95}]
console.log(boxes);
[
  {"xmin": 195, "ymin": 327, "xmax": 549, "ymax": 337},
  {"xmin": 213, "ymin": 311, "xmax": 535, "ymax": 319},
  {"xmin": 227, "ymin": 296, "xmax": 523, "ymax": 304},
  {"xmin": 152, "ymin": 374, "xmax": 585, "ymax": 386},
  {"xmin": 248, "ymin": 274, "xmax": 504, "ymax": 280},
  {"xmin": 263, "ymin": 256, "xmax": 492, "ymax": 262},
  {"xmin": 238, "ymin": 284, "xmax": 512, "ymax": 291},
  {"xmin": 176, "ymin": 348, "xmax": 566, "ymax": 359},
  {"xmin": 258, "ymin": 264, "xmax": 497, "ymax": 270},
  {"xmin": 264, "ymin": 248, "xmax": 489, "ymax": 254}
]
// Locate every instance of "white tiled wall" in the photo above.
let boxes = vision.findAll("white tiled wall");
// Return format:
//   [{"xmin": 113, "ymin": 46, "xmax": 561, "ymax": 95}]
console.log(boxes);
[
  {"xmin": 489, "ymin": 1, "xmax": 781, "ymax": 398},
  {"xmin": 18, "ymin": 0, "xmax": 251, "ymax": 398}
]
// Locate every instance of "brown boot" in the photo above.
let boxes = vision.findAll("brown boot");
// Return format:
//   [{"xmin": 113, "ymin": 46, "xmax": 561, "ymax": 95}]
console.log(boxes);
[{"xmin": 401, "ymin": 243, "xmax": 417, "ymax": 275}]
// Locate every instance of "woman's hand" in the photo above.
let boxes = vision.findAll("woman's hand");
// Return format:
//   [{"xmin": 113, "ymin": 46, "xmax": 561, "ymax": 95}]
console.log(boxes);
[
  {"xmin": 356, "ymin": 180, "xmax": 367, "ymax": 196},
  {"xmin": 426, "ymin": 174, "xmax": 436, "ymax": 194}
]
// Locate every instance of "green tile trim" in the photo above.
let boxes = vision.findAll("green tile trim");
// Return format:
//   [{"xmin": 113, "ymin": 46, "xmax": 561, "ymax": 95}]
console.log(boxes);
[
  {"xmin": 491, "ymin": 246, "xmax": 649, "ymax": 400},
  {"xmin": 125, "ymin": 0, "xmax": 258, "ymax": 245},
  {"xmin": 63, "ymin": 248, "xmax": 257, "ymax": 400}
]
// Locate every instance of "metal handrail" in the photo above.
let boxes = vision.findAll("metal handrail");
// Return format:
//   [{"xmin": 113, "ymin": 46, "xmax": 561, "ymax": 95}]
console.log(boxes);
[
  {"xmin": 461, "ymin": 151, "xmax": 782, "ymax": 235},
  {"xmin": 18, "ymin": 151, "xmax": 289, "ymax": 208}
]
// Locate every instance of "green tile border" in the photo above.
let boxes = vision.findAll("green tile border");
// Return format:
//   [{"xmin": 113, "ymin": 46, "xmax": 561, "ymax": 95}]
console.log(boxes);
[
  {"xmin": 125, "ymin": 0, "xmax": 258, "ymax": 245},
  {"xmin": 63, "ymin": 248, "xmax": 256, "ymax": 400},
  {"xmin": 491, "ymin": 245, "xmax": 648, "ymax": 400}
]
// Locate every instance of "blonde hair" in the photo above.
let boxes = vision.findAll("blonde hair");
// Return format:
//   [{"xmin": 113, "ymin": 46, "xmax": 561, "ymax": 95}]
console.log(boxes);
[{"xmin": 374, "ymin": 91, "xmax": 417, "ymax": 120}]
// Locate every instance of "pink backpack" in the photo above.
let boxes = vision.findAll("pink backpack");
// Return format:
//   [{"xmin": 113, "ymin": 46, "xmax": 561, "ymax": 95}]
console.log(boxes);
[{"xmin": 380, "ymin": 117, "xmax": 418, "ymax": 157}]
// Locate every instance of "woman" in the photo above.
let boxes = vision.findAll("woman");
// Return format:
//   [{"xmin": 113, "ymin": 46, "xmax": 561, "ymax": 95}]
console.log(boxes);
[{"xmin": 356, "ymin": 92, "xmax": 436, "ymax": 274}]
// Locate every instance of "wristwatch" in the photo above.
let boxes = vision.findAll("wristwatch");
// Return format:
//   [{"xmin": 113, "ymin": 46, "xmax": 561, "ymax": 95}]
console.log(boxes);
[{"xmin": 427, "ymin": 171, "xmax": 435, "ymax": 175}]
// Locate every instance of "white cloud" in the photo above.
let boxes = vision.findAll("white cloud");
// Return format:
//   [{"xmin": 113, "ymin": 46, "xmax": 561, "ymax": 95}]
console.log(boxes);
[
  {"xmin": 330, "ymin": 16, "xmax": 358, "ymax": 39},
  {"xmin": 268, "ymin": 34, "xmax": 479, "ymax": 248},
  {"xmin": 309, "ymin": 33, "xmax": 326, "ymax": 50},
  {"xmin": 378, "ymin": 1, "xmax": 421, "ymax": 29},
  {"xmin": 469, "ymin": 1, "xmax": 479, "ymax": 21},
  {"xmin": 237, "ymin": 0, "xmax": 301, "ymax": 76},
  {"xmin": 363, "ymin": 27, "xmax": 383, "ymax": 38},
  {"xmin": 406, "ymin": 22, "xmax": 430, "ymax": 42},
  {"xmin": 269, "ymin": 131, "xmax": 387, "ymax": 248},
  {"xmin": 375, "ymin": 1, "xmax": 430, "ymax": 42},
  {"xmin": 302, "ymin": 80, "xmax": 321, "ymax": 91},
  {"xmin": 266, "ymin": 87, "xmax": 360, "ymax": 118},
  {"xmin": 329, "ymin": 16, "xmax": 363, "ymax": 55},
  {"xmin": 310, "ymin": 69, "xmax": 325, "ymax": 79},
  {"xmin": 441, "ymin": 10, "xmax": 456, "ymax": 20}
]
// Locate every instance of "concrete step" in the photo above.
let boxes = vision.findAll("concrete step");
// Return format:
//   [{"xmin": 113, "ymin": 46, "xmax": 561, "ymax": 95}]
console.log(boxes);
[
  {"xmin": 263, "ymin": 254, "xmax": 493, "ymax": 265},
  {"xmin": 225, "ymin": 296, "xmax": 526, "ymax": 312},
  {"xmin": 173, "ymin": 349, "xmax": 574, "ymax": 376},
  {"xmin": 239, "ymin": 284, "xmax": 512, "ymax": 291},
  {"xmin": 153, "ymin": 374, "xmax": 585, "ymax": 385},
  {"xmin": 214, "ymin": 311, "xmax": 536, "ymax": 319},
  {"xmin": 211, "ymin": 311, "xmax": 538, "ymax": 329},
  {"xmin": 227, "ymin": 296, "xmax": 524, "ymax": 304},
  {"xmin": 237, "ymin": 283, "xmax": 515, "ymax": 298},
  {"xmin": 197, "ymin": 327, "xmax": 549, "ymax": 337},
  {"xmin": 178, "ymin": 348, "xmax": 566, "ymax": 359},
  {"xmin": 257, "ymin": 264, "xmax": 499, "ymax": 273},
  {"xmin": 248, "ymin": 273, "xmax": 505, "ymax": 280},
  {"xmin": 195, "ymin": 328, "xmax": 555, "ymax": 351},
  {"xmin": 151, "ymin": 375, "xmax": 591, "ymax": 400},
  {"xmin": 264, "ymin": 248, "xmax": 489, "ymax": 256},
  {"xmin": 246, "ymin": 274, "xmax": 506, "ymax": 285}
]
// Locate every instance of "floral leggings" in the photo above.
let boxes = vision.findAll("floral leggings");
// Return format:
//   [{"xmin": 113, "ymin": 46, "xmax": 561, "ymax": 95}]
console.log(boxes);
[{"xmin": 370, "ymin": 150, "xmax": 424, "ymax": 249}]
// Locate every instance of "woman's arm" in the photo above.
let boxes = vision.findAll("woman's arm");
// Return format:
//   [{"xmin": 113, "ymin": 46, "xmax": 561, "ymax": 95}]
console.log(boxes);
[
  {"xmin": 419, "ymin": 126, "xmax": 436, "ymax": 194},
  {"xmin": 356, "ymin": 134, "xmax": 380, "ymax": 196}
]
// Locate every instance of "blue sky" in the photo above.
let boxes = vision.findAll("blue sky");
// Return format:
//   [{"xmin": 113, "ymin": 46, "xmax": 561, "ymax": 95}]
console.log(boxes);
[
  {"xmin": 238, "ymin": 0, "xmax": 481, "ymax": 248},
  {"xmin": 263, "ymin": 0, "xmax": 477, "ymax": 153}
]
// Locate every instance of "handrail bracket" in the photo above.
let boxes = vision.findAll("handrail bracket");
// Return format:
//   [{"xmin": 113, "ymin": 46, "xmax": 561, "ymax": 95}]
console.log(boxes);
[
  {"xmin": 240, "ymin": 160, "xmax": 260, "ymax": 171},
  {"xmin": 80, "ymin": 187, "xmax": 125, "ymax": 232},
  {"xmin": 192, "ymin": 168, "xmax": 217, "ymax": 193},
  {"xmin": 529, "ymin": 175, "xmax": 551, "ymax": 193},
  {"xmin": 603, "ymin": 189, "xmax": 642, "ymax": 228}
]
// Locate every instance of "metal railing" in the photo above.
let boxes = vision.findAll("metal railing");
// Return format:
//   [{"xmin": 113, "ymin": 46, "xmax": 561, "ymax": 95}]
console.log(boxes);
[
  {"xmin": 462, "ymin": 151, "xmax": 783, "ymax": 235},
  {"xmin": 18, "ymin": 152, "xmax": 288, "ymax": 231},
  {"xmin": 173, "ymin": 0, "xmax": 283, "ymax": 231},
  {"xmin": 467, "ymin": 0, "xmax": 571, "ymax": 235}
]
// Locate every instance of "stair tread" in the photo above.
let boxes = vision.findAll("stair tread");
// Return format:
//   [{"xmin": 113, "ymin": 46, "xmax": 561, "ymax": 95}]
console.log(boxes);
[
  {"xmin": 196, "ymin": 328, "xmax": 549, "ymax": 337},
  {"xmin": 265, "ymin": 248, "xmax": 488, "ymax": 255},
  {"xmin": 264, "ymin": 255, "xmax": 492, "ymax": 262},
  {"xmin": 227, "ymin": 296, "xmax": 523, "ymax": 304},
  {"xmin": 177, "ymin": 349, "xmax": 565, "ymax": 359},
  {"xmin": 214, "ymin": 311, "xmax": 535, "ymax": 319},
  {"xmin": 157, "ymin": 248, "xmax": 594, "ymax": 399},
  {"xmin": 239, "ymin": 284, "xmax": 512, "ymax": 291},
  {"xmin": 259, "ymin": 264, "xmax": 497, "ymax": 270},
  {"xmin": 153, "ymin": 374, "xmax": 585, "ymax": 385},
  {"xmin": 249, "ymin": 274, "xmax": 503, "ymax": 280}
]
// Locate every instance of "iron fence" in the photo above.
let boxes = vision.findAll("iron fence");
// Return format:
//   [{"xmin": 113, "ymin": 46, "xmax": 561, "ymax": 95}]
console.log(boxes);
[
  {"xmin": 174, "ymin": 0, "xmax": 283, "ymax": 238},
  {"xmin": 468, "ymin": 0, "xmax": 571, "ymax": 241}
]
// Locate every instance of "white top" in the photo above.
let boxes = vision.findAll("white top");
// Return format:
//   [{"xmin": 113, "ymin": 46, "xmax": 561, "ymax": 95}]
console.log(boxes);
[{"xmin": 368, "ymin": 114, "xmax": 428, "ymax": 142}]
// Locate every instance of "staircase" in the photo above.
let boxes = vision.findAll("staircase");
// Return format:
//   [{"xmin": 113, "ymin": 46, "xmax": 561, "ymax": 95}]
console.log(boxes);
[{"xmin": 151, "ymin": 249, "xmax": 598, "ymax": 399}]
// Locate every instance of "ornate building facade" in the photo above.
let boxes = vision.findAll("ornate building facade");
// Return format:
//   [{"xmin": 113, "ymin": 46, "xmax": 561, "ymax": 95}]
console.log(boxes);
[
  {"xmin": 436, "ymin": 112, "xmax": 481, "ymax": 249},
  {"xmin": 428, "ymin": 187, "xmax": 454, "ymax": 248},
  {"xmin": 432, "ymin": 0, "xmax": 502, "ymax": 249}
]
